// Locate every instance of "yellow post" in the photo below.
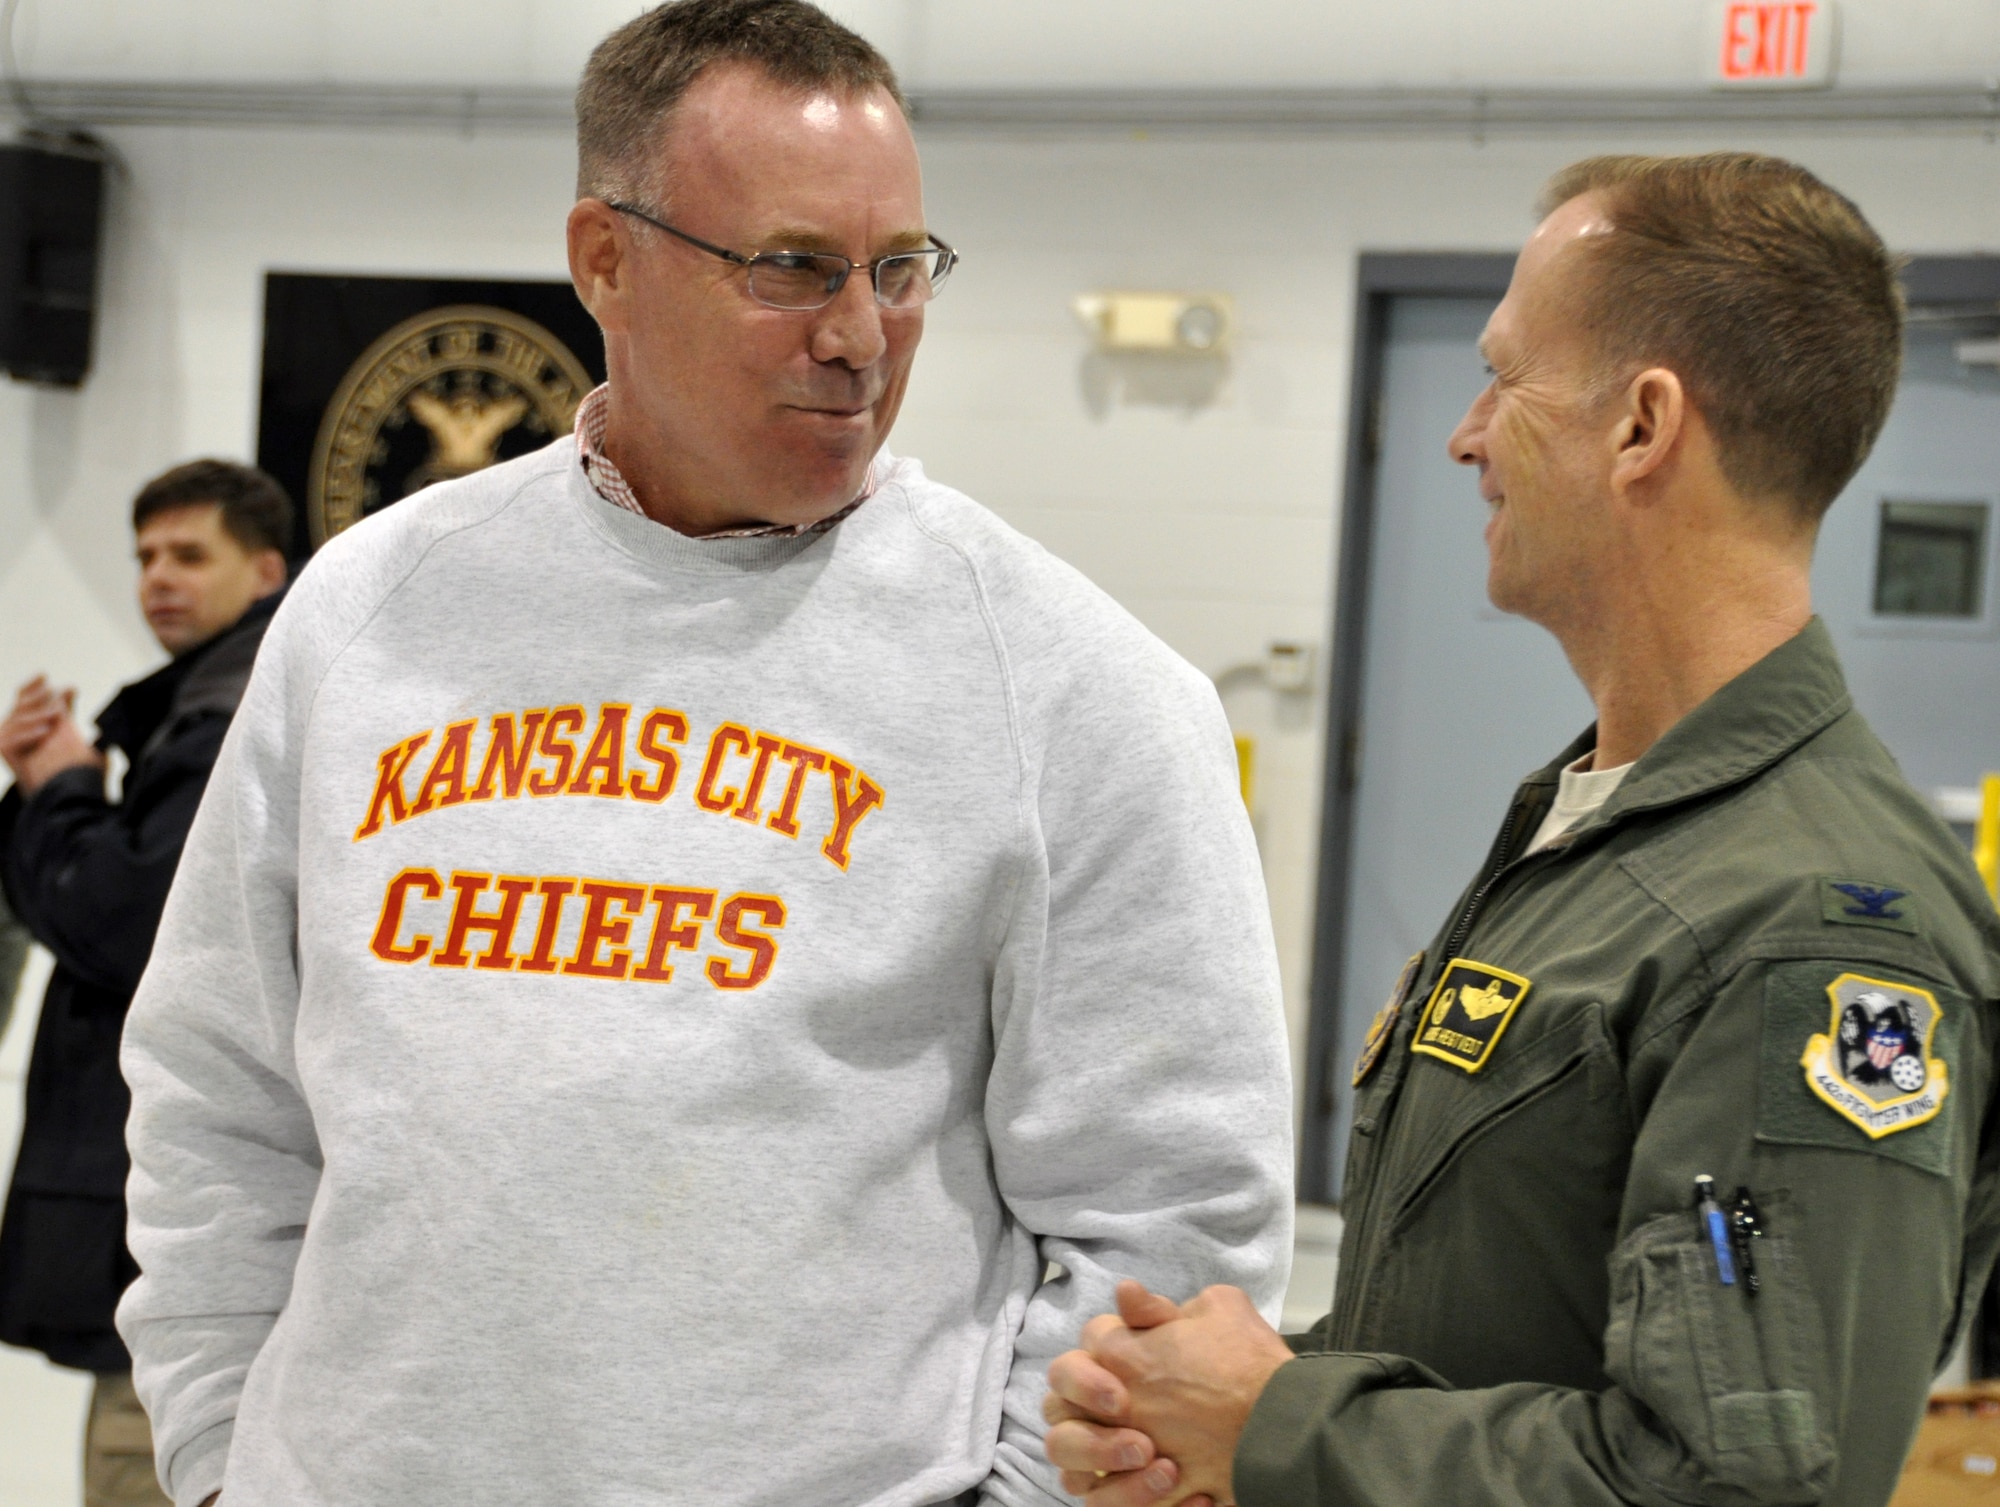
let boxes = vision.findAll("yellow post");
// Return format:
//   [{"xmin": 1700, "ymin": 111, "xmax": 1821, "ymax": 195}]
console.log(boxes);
[
  {"xmin": 1234, "ymin": 734, "xmax": 1256, "ymax": 811},
  {"xmin": 1975, "ymin": 773, "xmax": 2000, "ymax": 909}
]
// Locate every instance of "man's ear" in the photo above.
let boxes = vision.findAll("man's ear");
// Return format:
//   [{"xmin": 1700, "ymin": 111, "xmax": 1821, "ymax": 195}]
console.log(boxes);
[
  {"xmin": 1607, "ymin": 366, "xmax": 1686, "ymax": 500},
  {"xmin": 252, "ymin": 549, "xmax": 288, "ymax": 599},
  {"xmin": 568, "ymin": 199, "xmax": 632, "ymax": 334}
]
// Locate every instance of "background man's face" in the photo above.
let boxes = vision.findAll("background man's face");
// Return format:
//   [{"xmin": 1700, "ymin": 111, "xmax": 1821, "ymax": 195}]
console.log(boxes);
[
  {"xmin": 614, "ymin": 65, "xmax": 929, "ymax": 525},
  {"xmin": 1449, "ymin": 196, "xmax": 1621, "ymax": 628},
  {"xmin": 136, "ymin": 505, "xmax": 281, "ymax": 654}
]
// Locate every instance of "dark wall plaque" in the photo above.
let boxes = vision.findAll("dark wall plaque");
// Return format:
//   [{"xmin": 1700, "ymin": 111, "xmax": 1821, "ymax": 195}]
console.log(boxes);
[{"xmin": 256, "ymin": 273, "xmax": 607, "ymax": 557}]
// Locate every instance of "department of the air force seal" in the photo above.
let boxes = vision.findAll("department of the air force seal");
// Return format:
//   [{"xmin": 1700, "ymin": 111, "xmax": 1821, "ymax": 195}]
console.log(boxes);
[
  {"xmin": 1801, "ymin": 972, "xmax": 1949, "ymax": 1138},
  {"xmin": 307, "ymin": 305, "xmax": 593, "ymax": 546}
]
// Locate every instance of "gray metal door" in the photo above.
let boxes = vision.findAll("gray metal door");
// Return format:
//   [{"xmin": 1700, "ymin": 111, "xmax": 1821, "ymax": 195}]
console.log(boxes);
[
  {"xmin": 1815, "ymin": 317, "xmax": 2000, "ymax": 794},
  {"xmin": 1304, "ymin": 257, "xmax": 2000, "ymax": 1203}
]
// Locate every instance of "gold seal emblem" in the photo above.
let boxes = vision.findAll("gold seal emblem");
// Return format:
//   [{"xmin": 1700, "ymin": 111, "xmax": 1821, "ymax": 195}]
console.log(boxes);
[
  {"xmin": 307, "ymin": 305, "xmax": 593, "ymax": 546},
  {"xmin": 1801, "ymin": 972, "xmax": 1949, "ymax": 1139}
]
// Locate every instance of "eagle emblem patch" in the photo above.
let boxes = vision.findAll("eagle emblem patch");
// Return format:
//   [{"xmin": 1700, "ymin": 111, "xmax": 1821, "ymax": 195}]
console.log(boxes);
[
  {"xmin": 1800, "ymin": 973, "xmax": 1949, "ymax": 1138},
  {"xmin": 1410, "ymin": 958, "xmax": 1532, "ymax": 1073},
  {"xmin": 1819, "ymin": 876, "xmax": 1917, "ymax": 934}
]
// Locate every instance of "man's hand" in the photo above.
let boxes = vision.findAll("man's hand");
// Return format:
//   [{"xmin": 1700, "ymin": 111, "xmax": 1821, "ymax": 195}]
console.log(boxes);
[
  {"xmin": 0, "ymin": 676, "xmax": 103, "ymax": 795},
  {"xmin": 1043, "ymin": 1280, "xmax": 1293, "ymax": 1507},
  {"xmin": 0, "ymin": 676, "xmax": 64, "ymax": 771}
]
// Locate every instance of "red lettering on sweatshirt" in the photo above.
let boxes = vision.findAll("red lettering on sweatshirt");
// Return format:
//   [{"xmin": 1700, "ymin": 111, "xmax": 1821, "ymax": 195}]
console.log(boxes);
[
  {"xmin": 563, "ymin": 880, "xmax": 649, "ymax": 979},
  {"xmin": 370, "ymin": 868, "xmax": 443, "ymax": 962},
  {"xmin": 518, "ymin": 878, "xmax": 577, "ymax": 973},
  {"xmin": 353, "ymin": 704, "xmax": 884, "ymax": 868},
  {"xmin": 354, "ymin": 733, "xmax": 431, "ymax": 840},
  {"xmin": 695, "ymin": 723, "xmax": 751, "ymax": 812},
  {"xmin": 708, "ymin": 894, "xmax": 785, "ymax": 991},
  {"xmin": 469, "ymin": 710, "xmax": 548, "ymax": 802},
  {"xmin": 731, "ymin": 733, "xmax": 786, "ymax": 824},
  {"xmin": 820, "ymin": 759, "xmax": 884, "ymax": 870},
  {"xmin": 764, "ymin": 742, "xmax": 827, "ymax": 838},
  {"xmin": 528, "ymin": 706, "xmax": 586, "ymax": 796},
  {"xmin": 627, "ymin": 709, "xmax": 688, "ymax": 803},
  {"xmin": 632, "ymin": 887, "xmax": 715, "ymax": 983},
  {"xmin": 431, "ymin": 872, "xmax": 537, "ymax": 970},
  {"xmin": 367, "ymin": 868, "xmax": 790, "ymax": 992},
  {"xmin": 567, "ymin": 704, "xmax": 630, "ymax": 798},
  {"xmin": 409, "ymin": 720, "xmax": 475, "ymax": 816}
]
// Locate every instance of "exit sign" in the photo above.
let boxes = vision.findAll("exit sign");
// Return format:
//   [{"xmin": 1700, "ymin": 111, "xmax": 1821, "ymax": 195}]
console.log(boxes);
[{"xmin": 1708, "ymin": 0, "xmax": 1838, "ymax": 88}]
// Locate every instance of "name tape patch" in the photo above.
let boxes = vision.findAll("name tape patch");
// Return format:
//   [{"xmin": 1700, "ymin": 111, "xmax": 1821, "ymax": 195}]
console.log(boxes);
[
  {"xmin": 1800, "ymin": 972, "xmax": 1949, "ymax": 1139},
  {"xmin": 1410, "ymin": 958, "xmax": 1532, "ymax": 1074}
]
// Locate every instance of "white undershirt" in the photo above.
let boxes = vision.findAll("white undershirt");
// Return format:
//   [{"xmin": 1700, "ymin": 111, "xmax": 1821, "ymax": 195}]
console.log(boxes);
[{"xmin": 1527, "ymin": 753, "xmax": 1634, "ymax": 854}]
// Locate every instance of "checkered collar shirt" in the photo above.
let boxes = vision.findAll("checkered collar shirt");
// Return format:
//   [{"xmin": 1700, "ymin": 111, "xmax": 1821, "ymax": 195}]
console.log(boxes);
[{"xmin": 571, "ymin": 383, "xmax": 873, "ymax": 539}]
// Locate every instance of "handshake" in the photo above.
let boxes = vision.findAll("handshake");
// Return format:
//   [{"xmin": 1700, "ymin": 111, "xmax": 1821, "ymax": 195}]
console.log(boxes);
[{"xmin": 1043, "ymin": 1280, "xmax": 1297, "ymax": 1507}]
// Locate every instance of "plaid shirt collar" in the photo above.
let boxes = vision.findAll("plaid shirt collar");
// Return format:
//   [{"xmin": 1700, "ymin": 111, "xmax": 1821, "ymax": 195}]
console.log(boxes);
[{"xmin": 572, "ymin": 383, "xmax": 872, "ymax": 538}]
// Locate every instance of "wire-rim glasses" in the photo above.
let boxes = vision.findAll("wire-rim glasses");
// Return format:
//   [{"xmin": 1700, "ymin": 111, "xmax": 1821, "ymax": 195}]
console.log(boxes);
[{"xmin": 605, "ymin": 201, "xmax": 957, "ymax": 311}]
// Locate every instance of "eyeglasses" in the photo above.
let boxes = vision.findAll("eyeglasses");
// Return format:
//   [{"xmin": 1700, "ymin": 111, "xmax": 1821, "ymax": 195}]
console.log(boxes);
[{"xmin": 605, "ymin": 201, "xmax": 958, "ymax": 311}]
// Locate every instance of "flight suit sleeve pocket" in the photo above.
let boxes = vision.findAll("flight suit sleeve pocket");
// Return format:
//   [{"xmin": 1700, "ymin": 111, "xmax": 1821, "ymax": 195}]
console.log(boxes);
[{"xmin": 1603, "ymin": 1212, "xmax": 1835, "ymax": 1502}]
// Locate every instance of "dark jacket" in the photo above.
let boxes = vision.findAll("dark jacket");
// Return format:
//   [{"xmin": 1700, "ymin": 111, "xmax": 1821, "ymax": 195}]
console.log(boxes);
[
  {"xmin": 0, "ymin": 890, "xmax": 27, "ymax": 1046},
  {"xmin": 0, "ymin": 591, "xmax": 279, "ymax": 1370},
  {"xmin": 1239, "ymin": 619, "xmax": 2000, "ymax": 1507}
]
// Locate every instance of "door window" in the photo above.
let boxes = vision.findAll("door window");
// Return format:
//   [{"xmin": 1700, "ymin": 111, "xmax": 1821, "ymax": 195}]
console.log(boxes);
[{"xmin": 1873, "ymin": 500, "xmax": 1989, "ymax": 618}]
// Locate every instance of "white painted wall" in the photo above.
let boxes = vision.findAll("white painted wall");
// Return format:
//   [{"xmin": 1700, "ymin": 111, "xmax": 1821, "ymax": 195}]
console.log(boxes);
[{"xmin": 10, "ymin": 0, "xmax": 2000, "ymax": 90}]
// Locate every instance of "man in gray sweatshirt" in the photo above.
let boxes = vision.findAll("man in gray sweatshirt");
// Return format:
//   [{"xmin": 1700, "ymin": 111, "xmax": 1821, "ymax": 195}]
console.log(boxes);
[{"xmin": 116, "ymin": 4, "xmax": 1295, "ymax": 1505}]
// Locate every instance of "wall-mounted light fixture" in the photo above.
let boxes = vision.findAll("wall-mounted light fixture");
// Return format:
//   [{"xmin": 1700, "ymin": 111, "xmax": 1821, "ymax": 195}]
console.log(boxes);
[{"xmin": 1072, "ymin": 291, "xmax": 1234, "ymax": 355}]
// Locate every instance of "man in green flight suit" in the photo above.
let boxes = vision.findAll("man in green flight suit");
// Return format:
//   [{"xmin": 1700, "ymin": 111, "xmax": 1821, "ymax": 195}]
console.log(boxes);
[{"xmin": 1040, "ymin": 152, "xmax": 2000, "ymax": 1507}]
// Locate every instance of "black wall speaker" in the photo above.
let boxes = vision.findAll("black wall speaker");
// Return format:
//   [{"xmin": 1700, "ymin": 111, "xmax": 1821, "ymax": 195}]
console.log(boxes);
[{"xmin": 0, "ymin": 136, "xmax": 106, "ymax": 387}]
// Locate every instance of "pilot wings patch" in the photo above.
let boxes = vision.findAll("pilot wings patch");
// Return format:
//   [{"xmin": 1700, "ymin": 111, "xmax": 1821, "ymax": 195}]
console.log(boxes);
[{"xmin": 1411, "ymin": 958, "xmax": 1532, "ymax": 1074}]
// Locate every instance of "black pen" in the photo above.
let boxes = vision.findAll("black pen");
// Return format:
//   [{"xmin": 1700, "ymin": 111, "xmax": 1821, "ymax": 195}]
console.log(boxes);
[
  {"xmin": 1729, "ymin": 1186, "xmax": 1764, "ymax": 1296},
  {"xmin": 1694, "ymin": 1175, "xmax": 1736, "ymax": 1286}
]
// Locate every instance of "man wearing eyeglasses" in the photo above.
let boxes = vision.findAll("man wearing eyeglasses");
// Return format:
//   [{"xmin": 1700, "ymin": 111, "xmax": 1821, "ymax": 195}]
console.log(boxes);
[{"xmin": 114, "ymin": 4, "xmax": 1294, "ymax": 1506}]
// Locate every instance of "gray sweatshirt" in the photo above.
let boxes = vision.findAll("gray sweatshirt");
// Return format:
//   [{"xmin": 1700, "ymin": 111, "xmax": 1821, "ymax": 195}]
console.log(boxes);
[{"xmin": 118, "ymin": 440, "xmax": 1294, "ymax": 1507}]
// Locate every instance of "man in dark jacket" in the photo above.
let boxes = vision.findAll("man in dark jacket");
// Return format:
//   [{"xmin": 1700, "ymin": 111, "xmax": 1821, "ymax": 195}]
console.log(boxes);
[
  {"xmin": 0, "ymin": 459, "xmax": 290, "ymax": 1507},
  {"xmin": 0, "ymin": 892, "xmax": 27, "ymax": 1042}
]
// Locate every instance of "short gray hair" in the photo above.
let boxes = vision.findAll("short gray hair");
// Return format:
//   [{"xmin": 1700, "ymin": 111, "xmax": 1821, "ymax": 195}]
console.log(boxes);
[
  {"xmin": 1537, "ymin": 152, "xmax": 1903, "ymax": 522},
  {"xmin": 575, "ymin": 0, "xmax": 906, "ymax": 204}
]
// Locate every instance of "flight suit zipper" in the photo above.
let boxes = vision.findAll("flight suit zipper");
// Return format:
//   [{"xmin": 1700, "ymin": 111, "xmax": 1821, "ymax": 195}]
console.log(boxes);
[
  {"xmin": 1439, "ymin": 799, "xmax": 1531, "ymax": 963},
  {"xmin": 1331, "ymin": 790, "xmax": 1543, "ymax": 1343}
]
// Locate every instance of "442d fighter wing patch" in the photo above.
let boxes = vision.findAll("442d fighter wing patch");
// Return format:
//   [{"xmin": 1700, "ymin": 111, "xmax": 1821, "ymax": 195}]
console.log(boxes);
[
  {"xmin": 1410, "ymin": 958, "xmax": 1531, "ymax": 1073},
  {"xmin": 1801, "ymin": 972, "xmax": 1949, "ymax": 1138}
]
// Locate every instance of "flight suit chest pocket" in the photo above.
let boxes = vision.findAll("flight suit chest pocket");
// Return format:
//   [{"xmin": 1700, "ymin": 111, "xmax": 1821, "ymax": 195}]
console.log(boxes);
[
  {"xmin": 1605, "ymin": 1211, "xmax": 1835, "ymax": 1499},
  {"xmin": 1388, "ymin": 995, "xmax": 1618, "ymax": 1227}
]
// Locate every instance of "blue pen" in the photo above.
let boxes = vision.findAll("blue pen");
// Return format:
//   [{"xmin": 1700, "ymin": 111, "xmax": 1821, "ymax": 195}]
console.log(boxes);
[{"xmin": 1694, "ymin": 1175, "xmax": 1736, "ymax": 1286}]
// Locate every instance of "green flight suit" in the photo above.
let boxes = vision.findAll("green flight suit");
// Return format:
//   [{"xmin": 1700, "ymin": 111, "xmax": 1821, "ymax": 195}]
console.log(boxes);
[{"xmin": 1239, "ymin": 620, "xmax": 2000, "ymax": 1507}]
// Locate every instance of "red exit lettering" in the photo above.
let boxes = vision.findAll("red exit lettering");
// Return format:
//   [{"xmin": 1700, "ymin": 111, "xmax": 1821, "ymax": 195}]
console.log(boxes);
[{"xmin": 1720, "ymin": 1, "xmax": 1819, "ymax": 81}]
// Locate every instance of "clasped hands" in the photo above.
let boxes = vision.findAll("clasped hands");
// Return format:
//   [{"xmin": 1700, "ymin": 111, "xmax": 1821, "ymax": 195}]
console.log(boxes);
[
  {"xmin": 0, "ymin": 675, "xmax": 103, "ymax": 796},
  {"xmin": 1042, "ymin": 1280, "xmax": 1294, "ymax": 1507}
]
